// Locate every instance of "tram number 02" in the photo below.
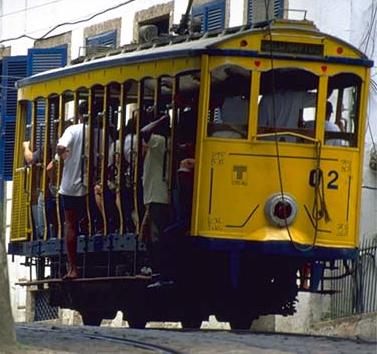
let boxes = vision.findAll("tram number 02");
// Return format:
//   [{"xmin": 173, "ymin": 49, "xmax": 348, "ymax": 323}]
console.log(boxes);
[{"xmin": 309, "ymin": 169, "xmax": 339, "ymax": 190}]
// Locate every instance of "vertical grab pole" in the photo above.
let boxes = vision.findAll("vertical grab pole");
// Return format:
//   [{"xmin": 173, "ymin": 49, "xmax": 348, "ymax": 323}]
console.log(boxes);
[
  {"xmin": 102, "ymin": 85, "xmax": 111, "ymax": 275},
  {"xmin": 133, "ymin": 81, "xmax": 143, "ymax": 275},
  {"xmin": 85, "ymin": 90, "xmax": 95, "ymax": 237},
  {"xmin": 29, "ymin": 101, "xmax": 38, "ymax": 241},
  {"xmin": 191, "ymin": 55, "xmax": 210, "ymax": 236},
  {"xmin": 41, "ymin": 97, "xmax": 50, "ymax": 241},
  {"xmin": 56, "ymin": 94, "xmax": 65, "ymax": 240},
  {"xmin": 117, "ymin": 84, "xmax": 125, "ymax": 234},
  {"xmin": 168, "ymin": 77, "xmax": 177, "ymax": 206},
  {"xmin": 56, "ymin": 94, "xmax": 68, "ymax": 278},
  {"xmin": 100, "ymin": 86, "xmax": 110, "ymax": 236}
]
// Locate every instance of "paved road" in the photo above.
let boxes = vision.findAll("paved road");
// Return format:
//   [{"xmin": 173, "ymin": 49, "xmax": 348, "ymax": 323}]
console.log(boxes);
[{"xmin": 16, "ymin": 324, "xmax": 376, "ymax": 354}]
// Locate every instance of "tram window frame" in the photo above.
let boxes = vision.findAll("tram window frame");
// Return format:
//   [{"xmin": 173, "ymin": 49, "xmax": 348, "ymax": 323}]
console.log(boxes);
[
  {"xmin": 325, "ymin": 73, "xmax": 361, "ymax": 148},
  {"xmin": 175, "ymin": 70, "xmax": 200, "ymax": 148},
  {"xmin": 207, "ymin": 64, "xmax": 251, "ymax": 140},
  {"xmin": 257, "ymin": 68, "xmax": 319, "ymax": 143}
]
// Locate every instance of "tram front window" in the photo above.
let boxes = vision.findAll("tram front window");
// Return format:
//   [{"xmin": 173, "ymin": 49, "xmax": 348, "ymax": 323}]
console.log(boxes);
[
  {"xmin": 207, "ymin": 65, "xmax": 251, "ymax": 139},
  {"xmin": 326, "ymin": 73, "xmax": 361, "ymax": 147},
  {"xmin": 257, "ymin": 68, "xmax": 319, "ymax": 142}
]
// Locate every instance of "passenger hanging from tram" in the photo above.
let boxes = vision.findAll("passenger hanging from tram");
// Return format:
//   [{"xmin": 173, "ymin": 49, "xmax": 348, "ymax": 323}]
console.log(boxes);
[
  {"xmin": 139, "ymin": 113, "xmax": 174, "ymax": 287},
  {"xmin": 57, "ymin": 101, "xmax": 89, "ymax": 280},
  {"xmin": 22, "ymin": 141, "xmax": 58, "ymax": 239},
  {"xmin": 174, "ymin": 91, "xmax": 198, "ymax": 227},
  {"xmin": 123, "ymin": 114, "xmax": 137, "ymax": 232},
  {"xmin": 94, "ymin": 122, "xmax": 120, "ymax": 233}
]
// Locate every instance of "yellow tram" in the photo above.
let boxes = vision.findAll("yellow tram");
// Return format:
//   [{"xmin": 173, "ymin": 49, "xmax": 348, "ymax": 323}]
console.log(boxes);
[{"xmin": 9, "ymin": 19, "xmax": 372, "ymax": 328}]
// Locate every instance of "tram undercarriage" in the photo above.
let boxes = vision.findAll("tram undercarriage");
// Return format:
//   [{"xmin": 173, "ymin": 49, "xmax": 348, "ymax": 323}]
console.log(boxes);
[{"xmin": 14, "ymin": 234, "xmax": 311, "ymax": 329}]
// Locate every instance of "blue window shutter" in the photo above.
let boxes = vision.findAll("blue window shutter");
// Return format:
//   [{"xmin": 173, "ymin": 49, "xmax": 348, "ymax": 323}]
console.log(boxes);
[
  {"xmin": 247, "ymin": 0, "xmax": 254, "ymax": 24},
  {"xmin": 0, "ymin": 56, "xmax": 27, "ymax": 180},
  {"xmin": 86, "ymin": 30, "xmax": 117, "ymax": 47},
  {"xmin": 86, "ymin": 30, "xmax": 117, "ymax": 55},
  {"xmin": 192, "ymin": 6, "xmax": 205, "ymax": 33},
  {"xmin": 27, "ymin": 47, "xmax": 67, "ymax": 76},
  {"xmin": 1, "ymin": 56, "xmax": 27, "ymax": 118},
  {"xmin": 206, "ymin": 0, "xmax": 225, "ymax": 31},
  {"xmin": 274, "ymin": 0, "xmax": 284, "ymax": 18},
  {"xmin": 27, "ymin": 47, "xmax": 67, "ymax": 161},
  {"xmin": 192, "ymin": 0, "xmax": 225, "ymax": 32}
]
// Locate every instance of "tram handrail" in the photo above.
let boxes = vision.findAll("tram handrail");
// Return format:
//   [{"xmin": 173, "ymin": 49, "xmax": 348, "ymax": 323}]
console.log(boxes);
[{"xmin": 254, "ymin": 131, "xmax": 319, "ymax": 143}]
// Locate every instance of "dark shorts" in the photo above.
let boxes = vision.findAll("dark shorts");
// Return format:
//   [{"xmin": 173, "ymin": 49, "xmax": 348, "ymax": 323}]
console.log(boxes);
[{"xmin": 61, "ymin": 194, "xmax": 87, "ymax": 219}]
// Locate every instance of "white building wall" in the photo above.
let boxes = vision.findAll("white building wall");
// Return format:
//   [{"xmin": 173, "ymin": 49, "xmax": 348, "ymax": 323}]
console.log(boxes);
[
  {"xmin": 0, "ymin": 0, "xmax": 175, "ymax": 57},
  {"xmin": 229, "ymin": 0, "xmax": 244, "ymax": 27}
]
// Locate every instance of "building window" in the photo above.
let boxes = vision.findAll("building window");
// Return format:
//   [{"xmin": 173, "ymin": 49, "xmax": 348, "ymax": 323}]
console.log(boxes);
[
  {"xmin": 192, "ymin": 0, "xmax": 225, "ymax": 32},
  {"xmin": 133, "ymin": 2, "xmax": 173, "ymax": 42},
  {"xmin": 247, "ymin": 0, "xmax": 284, "ymax": 25},
  {"xmin": 34, "ymin": 32, "xmax": 71, "ymax": 61},
  {"xmin": 139, "ymin": 15, "xmax": 170, "ymax": 36},
  {"xmin": 85, "ymin": 30, "xmax": 117, "ymax": 56}
]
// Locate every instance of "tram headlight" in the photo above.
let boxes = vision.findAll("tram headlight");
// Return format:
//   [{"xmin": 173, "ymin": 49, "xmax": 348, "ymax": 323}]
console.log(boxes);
[{"xmin": 264, "ymin": 193, "xmax": 298, "ymax": 227}]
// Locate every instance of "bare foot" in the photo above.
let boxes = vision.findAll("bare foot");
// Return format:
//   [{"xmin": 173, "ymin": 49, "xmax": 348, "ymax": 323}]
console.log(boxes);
[{"xmin": 62, "ymin": 270, "xmax": 78, "ymax": 280}]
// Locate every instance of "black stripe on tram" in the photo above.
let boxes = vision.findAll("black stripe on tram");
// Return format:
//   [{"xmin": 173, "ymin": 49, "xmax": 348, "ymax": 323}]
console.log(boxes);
[
  {"xmin": 347, "ymin": 176, "xmax": 351, "ymax": 221},
  {"xmin": 209, "ymin": 167, "xmax": 214, "ymax": 214}
]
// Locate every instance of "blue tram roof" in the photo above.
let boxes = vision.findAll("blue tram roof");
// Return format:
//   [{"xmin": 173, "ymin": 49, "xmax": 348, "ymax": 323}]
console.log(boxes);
[{"xmin": 17, "ymin": 20, "xmax": 373, "ymax": 88}]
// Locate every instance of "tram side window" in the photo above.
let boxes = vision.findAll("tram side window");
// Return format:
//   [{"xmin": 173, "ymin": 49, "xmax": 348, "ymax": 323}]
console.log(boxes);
[
  {"xmin": 207, "ymin": 65, "xmax": 250, "ymax": 139},
  {"xmin": 257, "ymin": 68, "xmax": 319, "ymax": 143},
  {"xmin": 326, "ymin": 73, "xmax": 361, "ymax": 147}
]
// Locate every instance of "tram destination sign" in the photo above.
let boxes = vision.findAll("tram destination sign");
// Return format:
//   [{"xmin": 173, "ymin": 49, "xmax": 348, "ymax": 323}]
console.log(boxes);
[{"xmin": 261, "ymin": 40, "xmax": 324, "ymax": 56}]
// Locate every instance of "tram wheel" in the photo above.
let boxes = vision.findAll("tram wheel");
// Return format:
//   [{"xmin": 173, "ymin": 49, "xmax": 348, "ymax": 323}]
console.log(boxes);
[
  {"xmin": 229, "ymin": 317, "xmax": 253, "ymax": 330},
  {"xmin": 181, "ymin": 319, "xmax": 202, "ymax": 329},
  {"xmin": 127, "ymin": 317, "xmax": 147, "ymax": 329},
  {"xmin": 80, "ymin": 311, "xmax": 103, "ymax": 326}
]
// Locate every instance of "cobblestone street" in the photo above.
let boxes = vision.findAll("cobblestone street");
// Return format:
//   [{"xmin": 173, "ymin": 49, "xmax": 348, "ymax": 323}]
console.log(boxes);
[{"xmin": 15, "ymin": 323, "xmax": 377, "ymax": 354}]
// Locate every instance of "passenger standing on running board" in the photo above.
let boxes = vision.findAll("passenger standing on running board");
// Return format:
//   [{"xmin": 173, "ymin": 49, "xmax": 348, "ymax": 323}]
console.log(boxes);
[
  {"xmin": 139, "ymin": 114, "xmax": 173, "ymax": 288},
  {"xmin": 57, "ymin": 101, "xmax": 88, "ymax": 280}
]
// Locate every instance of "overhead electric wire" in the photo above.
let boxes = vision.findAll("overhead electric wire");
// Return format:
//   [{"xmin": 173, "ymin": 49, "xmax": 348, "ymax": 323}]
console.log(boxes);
[
  {"xmin": 0, "ymin": 0, "xmax": 138, "ymax": 45},
  {"xmin": 0, "ymin": 0, "xmax": 65, "ymax": 19},
  {"xmin": 359, "ymin": 0, "xmax": 377, "ymax": 56},
  {"xmin": 263, "ymin": 0, "xmax": 322, "ymax": 252},
  {"xmin": 359, "ymin": 1, "xmax": 377, "ymax": 154}
]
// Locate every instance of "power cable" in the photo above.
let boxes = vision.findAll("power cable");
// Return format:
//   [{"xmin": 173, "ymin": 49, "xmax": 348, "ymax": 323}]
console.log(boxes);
[
  {"xmin": 0, "ymin": 0, "xmax": 65, "ymax": 19},
  {"xmin": 0, "ymin": 0, "xmax": 138, "ymax": 45},
  {"xmin": 263, "ymin": 0, "xmax": 323, "ymax": 252},
  {"xmin": 359, "ymin": 2, "xmax": 377, "ymax": 165}
]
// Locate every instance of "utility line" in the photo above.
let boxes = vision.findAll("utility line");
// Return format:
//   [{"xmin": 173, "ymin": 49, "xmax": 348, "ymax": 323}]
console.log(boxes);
[
  {"xmin": 0, "ymin": 0, "xmax": 65, "ymax": 18},
  {"xmin": 0, "ymin": 0, "xmax": 138, "ymax": 45}
]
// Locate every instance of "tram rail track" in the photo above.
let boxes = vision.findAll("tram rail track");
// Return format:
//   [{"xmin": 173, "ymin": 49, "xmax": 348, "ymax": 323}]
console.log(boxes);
[
  {"xmin": 18, "ymin": 325, "xmax": 184, "ymax": 354},
  {"xmin": 16, "ymin": 322, "xmax": 376, "ymax": 354}
]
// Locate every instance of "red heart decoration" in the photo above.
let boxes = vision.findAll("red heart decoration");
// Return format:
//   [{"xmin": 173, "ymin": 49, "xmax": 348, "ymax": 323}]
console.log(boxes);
[
  {"xmin": 255, "ymin": 60, "xmax": 261, "ymax": 67},
  {"xmin": 321, "ymin": 65, "xmax": 327, "ymax": 72}
]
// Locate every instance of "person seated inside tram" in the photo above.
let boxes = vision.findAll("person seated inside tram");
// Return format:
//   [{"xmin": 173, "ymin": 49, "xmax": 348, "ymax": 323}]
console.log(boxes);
[
  {"xmin": 258, "ymin": 89, "xmax": 317, "ymax": 129},
  {"xmin": 208, "ymin": 73, "xmax": 250, "ymax": 139},
  {"xmin": 94, "ymin": 126, "xmax": 120, "ymax": 233},
  {"xmin": 324, "ymin": 102, "xmax": 344, "ymax": 146},
  {"xmin": 305, "ymin": 101, "xmax": 344, "ymax": 146}
]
